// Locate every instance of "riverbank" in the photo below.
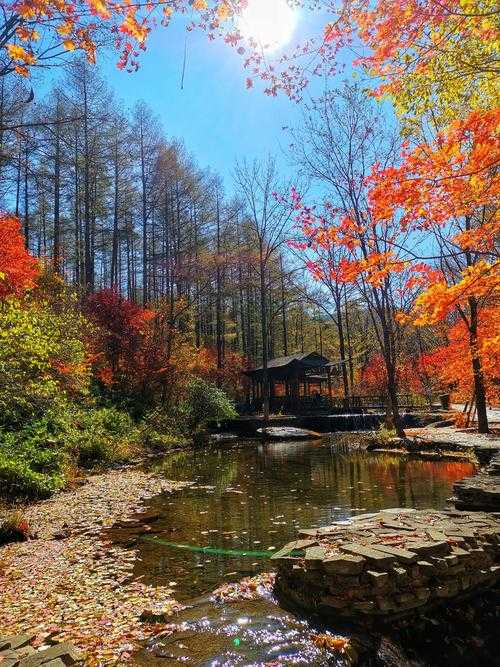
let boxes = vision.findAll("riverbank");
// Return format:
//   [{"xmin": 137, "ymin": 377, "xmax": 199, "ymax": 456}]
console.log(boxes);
[
  {"xmin": 0, "ymin": 467, "xmax": 187, "ymax": 665},
  {"xmin": 367, "ymin": 424, "xmax": 500, "ymax": 463}
]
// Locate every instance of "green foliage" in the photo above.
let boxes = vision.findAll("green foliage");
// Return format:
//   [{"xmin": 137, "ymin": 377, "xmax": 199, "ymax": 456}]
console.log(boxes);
[
  {"xmin": 0, "ymin": 406, "xmax": 141, "ymax": 498},
  {"xmin": 74, "ymin": 407, "xmax": 139, "ymax": 466},
  {"xmin": 0, "ymin": 424, "xmax": 66, "ymax": 498},
  {"xmin": 376, "ymin": 424, "xmax": 397, "ymax": 444},
  {"xmin": 179, "ymin": 378, "xmax": 237, "ymax": 436},
  {"xmin": 140, "ymin": 409, "xmax": 190, "ymax": 451},
  {"xmin": 0, "ymin": 298, "xmax": 90, "ymax": 427}
]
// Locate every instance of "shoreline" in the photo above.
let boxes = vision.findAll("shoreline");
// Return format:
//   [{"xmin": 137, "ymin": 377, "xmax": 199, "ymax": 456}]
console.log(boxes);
[{"xmin": 0, "ymin": 467, "xmax": 188, "ymax": 665}]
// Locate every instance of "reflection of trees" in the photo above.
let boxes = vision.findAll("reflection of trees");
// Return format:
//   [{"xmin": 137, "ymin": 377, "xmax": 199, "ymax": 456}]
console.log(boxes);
[{"xmin": 138, "ymin": 443, "xmax": 474, "ymax": 596}]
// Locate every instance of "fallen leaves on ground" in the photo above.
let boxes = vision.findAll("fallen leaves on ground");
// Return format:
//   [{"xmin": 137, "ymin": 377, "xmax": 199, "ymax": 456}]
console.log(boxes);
[
  {"xmin": 0, "ymin": 468, "xmax": 188, "ymax": 665},
  {"xmin": 211, "ymin": 572, "xmax": 276, "ymax": 603}
]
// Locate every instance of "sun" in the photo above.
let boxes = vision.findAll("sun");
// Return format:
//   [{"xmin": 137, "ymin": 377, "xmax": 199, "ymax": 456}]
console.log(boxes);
[{"xmin": 237, "ymin": 0, "xmax": 298, "ymax": 52}]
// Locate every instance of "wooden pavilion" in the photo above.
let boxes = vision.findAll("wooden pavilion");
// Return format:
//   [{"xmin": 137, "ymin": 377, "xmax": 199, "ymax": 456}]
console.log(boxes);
[{"xmin": 244, "ymin": 352, "xmax": 334, "ymax": 413}]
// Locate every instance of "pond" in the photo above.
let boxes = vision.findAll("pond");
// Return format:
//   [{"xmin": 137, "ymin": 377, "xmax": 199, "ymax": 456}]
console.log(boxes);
[
  {"xmin": 133, "ymin": 436, "xmax": 478, "ymax": 666},
  {"xmin": 136, "ymin": 436, "xmax": 473, "ymax": 598}
]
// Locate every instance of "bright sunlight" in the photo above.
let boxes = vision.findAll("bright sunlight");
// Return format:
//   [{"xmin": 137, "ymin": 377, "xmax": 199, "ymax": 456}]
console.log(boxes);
[{"xmin": 237, "ymin": 0, "xmax": 298, "ymax": 51}]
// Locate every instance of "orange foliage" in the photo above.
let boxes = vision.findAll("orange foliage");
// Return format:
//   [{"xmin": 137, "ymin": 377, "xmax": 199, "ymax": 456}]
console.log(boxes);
[
  {"xmin": 369, "ymin": 109, "xmax": 499, "ymax": 248},
  {"xmin": 421, "ymin": 307, "xmax": 500, "ymax": 403},
  {"xmin": 0, "ymin": 214, "xmax": 39, "ymax": 298},
  {"xmin": 357, "ymin": 354, "xmax": 423, "ymax": 396},
  {"xmin": 5, "ymin": 1, "xmax": 234, "ymax": 75}
]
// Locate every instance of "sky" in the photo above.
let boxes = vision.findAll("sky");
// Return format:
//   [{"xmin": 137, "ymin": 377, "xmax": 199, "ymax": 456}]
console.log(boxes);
[{"xmin": 92, "ymin": 4, "xmax": 338, "ymax": 192}]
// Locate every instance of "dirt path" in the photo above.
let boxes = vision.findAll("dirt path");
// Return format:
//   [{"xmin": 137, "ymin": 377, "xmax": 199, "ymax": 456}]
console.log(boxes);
[{"xmin": 0, "ymin": 467, "xmax": 187, "ymax": 665}]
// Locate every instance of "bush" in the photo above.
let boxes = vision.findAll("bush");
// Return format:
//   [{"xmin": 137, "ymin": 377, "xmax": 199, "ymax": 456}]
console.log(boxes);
[
  {"xmin": 0, "ymin": 406, "xmax": 141, "ymax": 498},
  {"xmin": 74, "ymin": 407, "xmax": 140, "ymax": 466},
  {"xmin": 0, "ymin": 298, "xmax": 90, "ymax": 428},
  {"xmin": 179, "ymin": 378, "xmax": 237, "ymax": 436},
  {"xmin": 0, "ymin": 510, "xmax": 30, "ymax": 545},
  {"xmin": 140, "ymin": 409, "xmax": 190, "ymax": 452},
  {"xmin": 0, "ymin": 425, "xmax": 66, "ymax": 498}
]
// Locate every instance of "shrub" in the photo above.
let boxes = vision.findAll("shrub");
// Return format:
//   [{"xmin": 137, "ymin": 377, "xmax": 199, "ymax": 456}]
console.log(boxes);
[
  {"xmin": 0, "ymin": 426, "xmax": 66, "ymax": 498},
  {"xmin": 74, "ymin": 407, "xmax": 140, "ymax": 466},
  {"xmin": 0, "ymin": 298, "xmax": 90, "ymax": 428},
  {"xmin": 140, "ymin": 409, "xmax": 190, "ymax": 452},
  {"xmin": 0, "ymin": 510, "xmax": 30, "ymax": 545},
  {"xmin": 179, "ymin": 378, "xmax": 237, "ymax": 436}
]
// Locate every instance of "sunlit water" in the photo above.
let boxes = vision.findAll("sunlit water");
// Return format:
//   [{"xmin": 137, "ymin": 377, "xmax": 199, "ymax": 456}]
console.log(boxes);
[
  {"xmin": 136, "ymin": 437, "xmax": 472, "ymax": 597},
  {"xmin": 133, "ymin": 436, "xmax": 475, "ymax": 665}
]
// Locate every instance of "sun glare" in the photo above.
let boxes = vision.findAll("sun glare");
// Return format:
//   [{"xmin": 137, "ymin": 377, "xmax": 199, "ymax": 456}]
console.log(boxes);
[{"xmin": 237, "ymin": 0, "xmax": 298, "ymax": 52}]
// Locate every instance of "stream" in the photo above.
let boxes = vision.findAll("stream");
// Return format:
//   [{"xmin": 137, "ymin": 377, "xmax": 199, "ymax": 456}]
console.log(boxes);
[{"xmin": 133, "ymin": 436, "xmax": 476, "ymax": 665}]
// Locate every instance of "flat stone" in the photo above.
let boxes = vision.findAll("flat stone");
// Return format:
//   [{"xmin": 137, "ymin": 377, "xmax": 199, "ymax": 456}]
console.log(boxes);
[
  {"xmin": 0, "ymin": 635, "xmax": 36, "ymax": 652},
  {"xmin": 341, "ymin": 543, "xmax": 395, "ymax": 565},
  {"xmin": 320, "ymin": 595, "xmax": 349, "ymax": 609},
  {"xmin": 271, "ymin": 539, "xmax": 317, "ymax": 559},
  {"xmin": 417, "ymin": 560, "xmax": 436, "ymax": 576},
  {"xmin": 380, "ymin": 521, "xmax": 415, "ymax": 531},
  {"xmin": 257, "ymin": 426, "xmax": 322, "ymax": 440},
  {"xmin": 18, "ymin": 643, "xmax": 82, "ymax": 667},
  {"xmin": 367, "ymin": 570, "xmax": 390, "ymax": 588},
  {"xmin": 305, "ymin": 546, "xmax": 327, "ymax": 561},
  {"xmin": 323, "ymin": 554, "xmax": 365, "ymax": 575},
  {"xmin": 404, "ymin": 540, "xmax": 450, "ymax": 557},
  {"xmin": 368, "ymin": 544, "xmax": 418, "ymax": 562}
]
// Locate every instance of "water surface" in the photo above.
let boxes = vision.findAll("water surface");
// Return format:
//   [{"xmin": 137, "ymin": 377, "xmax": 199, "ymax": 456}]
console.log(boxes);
[{"xmin": 137, "ymin": 437, "xmax": 473, "ymax": 598}]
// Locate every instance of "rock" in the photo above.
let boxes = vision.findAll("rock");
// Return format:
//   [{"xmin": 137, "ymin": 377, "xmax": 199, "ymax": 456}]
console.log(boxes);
[
  {"xmin": 0, "ymin": 635, "xmax": 36, "ymax": 651},
  {"xmin": 323, "ymin": 554, "xmax": 365, "ymax": 575},
  {"xmin": 18, "ymin": 642, "xmax": 82, "ymax": 666},
  {"xmin": 0, "ymin": 650, "xmax": 21, "ymax": 667},
  {"xmin": 368, "ymin": 544, "xmax": 418, "ymax": 563},
  {"xmin": 341, "ymin": 544, "xmax": 395, "ymax": 566},
  {"xmin": 454, "ymin": 454, "xmax": 500, "ymax": 511},
  {"xmin": 257, "ymin": 427, "xmax": 322, "ymax": 441},
  {"xmin": 139, "ymin": 607, "xmax": 174, "ymax": 623},
  {"xmin": 273, "ymin": 508, "xmax": 500, "ymax": 622}
]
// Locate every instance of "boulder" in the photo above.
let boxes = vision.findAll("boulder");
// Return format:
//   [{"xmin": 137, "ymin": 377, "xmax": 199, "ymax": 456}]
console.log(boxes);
[{"xmin": 257, "ymin": 426, "xmax": 322, "ymax": 441}]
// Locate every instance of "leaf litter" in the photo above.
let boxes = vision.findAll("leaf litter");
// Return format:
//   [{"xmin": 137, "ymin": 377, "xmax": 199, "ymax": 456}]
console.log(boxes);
[{"xmin": 0, "ymin": 468, "xmax": 188, "ymax": 665}]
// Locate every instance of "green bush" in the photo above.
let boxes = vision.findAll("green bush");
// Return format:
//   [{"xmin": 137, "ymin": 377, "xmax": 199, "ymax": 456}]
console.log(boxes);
[
  {"xmin": 141, "ymin": 409, "xmax": 190, "ymax": 452},
  {"xmin": 74, "ymin": 407, "xmax": 139, "ymax": 466},
  {"xmin": 0, "ymin": 426, "xmax": 66, "ymax": 498},
  {"xmin": 0, "ymin": 298, "xmax": 90, "ymax": 428},
  {"xmin": 179, "ymin": 378, "xmax": 237, "ymax": 436},
  {"xmin": 0, "ymin": 406, "xmax": 141, "ymax": 498}
]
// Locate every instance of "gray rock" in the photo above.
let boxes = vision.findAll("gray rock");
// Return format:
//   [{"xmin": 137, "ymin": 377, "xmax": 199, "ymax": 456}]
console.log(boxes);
[
  {"xmin": 257, "ymin": 426, "xmax": 322, "ymax": 440},
  {"xmin": 18, "ymin": 642, "xmax": 82, "ymax": 667}
]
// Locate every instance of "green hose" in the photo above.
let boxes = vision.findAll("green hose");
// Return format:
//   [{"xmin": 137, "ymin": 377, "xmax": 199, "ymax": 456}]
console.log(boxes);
[{"xmin": 142, "ymin": 535, "xmax": 273, "ymax": 559}]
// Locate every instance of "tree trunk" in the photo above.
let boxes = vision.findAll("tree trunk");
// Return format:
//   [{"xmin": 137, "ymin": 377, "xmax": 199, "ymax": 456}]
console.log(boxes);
[
  {"xmin": 53, "ymin": 99, "xmax": 61, "ymax": 273},
  {"xmin": 335, "ymin": 295, "xmax": 350, "ymax": 399},
  {"xmin": 110, "ymin": 135, "xmax": 119, "ymax": 288},
  {"xmin": 259, "ymin": 248, "xmax": 270, "ymax": 422},
  {"xmin": 279, "ymin": 254, "xmax": 288, "ymax": 356},
  {"xmin": 469, "ymin": 296, "xmax": 489, "ymax": 433},
  {"xmin": 215, "ymin": 194, "xmax": 223, "ymax": 375}
]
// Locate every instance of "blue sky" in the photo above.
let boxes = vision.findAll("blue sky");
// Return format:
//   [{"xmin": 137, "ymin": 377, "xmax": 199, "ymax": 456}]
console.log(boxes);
[{"xmin": 94, "ymin": 5, "xmax": 337, "ymax": 191}]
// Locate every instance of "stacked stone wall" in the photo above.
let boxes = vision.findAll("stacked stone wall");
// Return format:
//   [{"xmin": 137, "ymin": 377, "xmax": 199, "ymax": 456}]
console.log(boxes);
[{"xmin": 273, "ymin": 509, "xmax": 499, "ymax": 621}]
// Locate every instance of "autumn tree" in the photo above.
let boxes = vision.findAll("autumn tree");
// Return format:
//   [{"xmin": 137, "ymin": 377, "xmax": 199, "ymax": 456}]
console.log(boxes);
[
  {"xmin": 0, "ymin": 213, "xmax": 38, "ymax": 298},
  {"xmin": 368, "ymin": 109, "xmax": 499, "ymax": 432},
  {"xmin": 235, "ymin": 157, "xmax": 294, "ymax": 421}
]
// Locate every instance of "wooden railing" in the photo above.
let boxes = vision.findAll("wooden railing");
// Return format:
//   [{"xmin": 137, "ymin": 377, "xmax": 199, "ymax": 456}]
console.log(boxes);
[{"xmin": 248, "ymin": 393, "xmax": 429, "ymax": 414}]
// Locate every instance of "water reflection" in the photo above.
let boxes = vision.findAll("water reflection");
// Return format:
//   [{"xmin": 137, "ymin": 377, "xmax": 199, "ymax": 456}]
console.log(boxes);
[{"xmin": 137, "ymin": 438, "xmax": 473, "ymax": 599}]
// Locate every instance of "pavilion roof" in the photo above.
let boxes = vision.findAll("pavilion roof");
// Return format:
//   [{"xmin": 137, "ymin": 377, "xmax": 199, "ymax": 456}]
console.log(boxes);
[{"xmin": 244, "ymin": 352, "xmax": 330, "ymax": 377}]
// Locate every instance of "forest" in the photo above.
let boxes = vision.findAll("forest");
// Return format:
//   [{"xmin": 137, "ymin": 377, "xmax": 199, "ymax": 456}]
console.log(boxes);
[
  {"xmin": 0, "ymin": 0, "xmax": 498, "ymax": 498},
  {"xmin": 0, "ymin": 1, "xmax": 498, "ymax": 664}
]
